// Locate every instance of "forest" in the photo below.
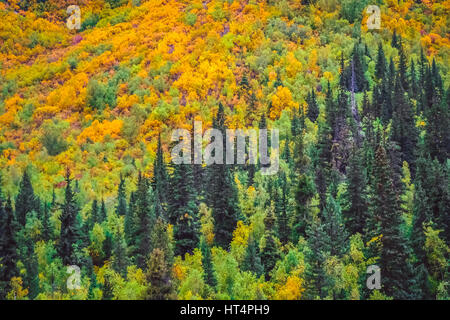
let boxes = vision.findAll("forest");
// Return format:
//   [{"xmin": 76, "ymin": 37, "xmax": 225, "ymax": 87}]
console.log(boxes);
[{"xmin": 0, "ymin": 0, "xmax": 448, "ymax": 300}]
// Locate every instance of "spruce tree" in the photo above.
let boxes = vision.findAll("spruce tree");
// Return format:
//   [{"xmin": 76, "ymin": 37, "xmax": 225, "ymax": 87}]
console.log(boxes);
[
  {"xmin": 58, "ymin": 170, "xmax": 81, "ymax": 265},
  {"xmin": 124, "ymin": 191, "xmax": 137, "ymax": 249},
  {"xmin": 135, "ymin": 172, "xmax": 155, "ymax": 269},
  {"xmin": 371, "ymin": 142, "xmax": 415, "ymax": 299},
  {"xmin": 169, "ymin": 159, "xmax": 199, "ymax": 256},
  {"xmin": 375, "ymin": 43, "xmax": 386, "ymax": 80},
  {"xmin": 342, "ymin": 146, "xmax": 368, "ymax": 234},
  {"xmin": 260, "ymin": 203, "xmax": 280, "ymax": 280},
  {"xmin": 145, "ymin": 248, "xmax": 175, "ymax": 300},
  {"xmin": 116, "ymin": 175, "xmax": 127, "ymax": 216},
  {"xmin": 206, "ymin": 103, "xmax": 240, "ymax": 248},
  {"xmin": 15, "ymin": 170, "xmax": 38, "ymax": 227},
  {"xmin": 305, "ymin": 215, "xmax": 329, "ymax": 299},
  {"xmin": 90, "ymin": 199, "xmax": 99, "ymax": 228},
  {"xmin": 200, "ymin": 238, "xmax": 217, "ymax": 288},
  {"xmin": 291, "ymin": 129, "xmax": 314, "ymax": 242},
  {"xmin": 112, "ymin": 232, "xmax": 128, "ymax": 277},
  {"xmin": 322, "ymin": 194, "xmax": 348, "ymax": 257},
  {"xmin": 98, "ymin": 198, "xmax": 107, "ymax": 223},
  {"xmin": 391, "ymin": 75, "xmax": 417, "ymax": 170},
  {"xmin": 242, "ymin": 235, "xmax": 264, "ymax": 278},
  {"xmin": 306, "ymin": 89, "xmax": 319, "ymax": 122},
  {"xmin": 152, "ymin": 135, "xmax": 169, "ymax": 220},
  {"xmin": 0, "ymin": 197, "xmax": 18, "ymax": 298},
  {"xmin": 150, "ymin": 218, "xmax": 174, "ymax": 271},
  {"xmin": 397, "ymin": 38, "xmax": 408, "ymax": 91}
]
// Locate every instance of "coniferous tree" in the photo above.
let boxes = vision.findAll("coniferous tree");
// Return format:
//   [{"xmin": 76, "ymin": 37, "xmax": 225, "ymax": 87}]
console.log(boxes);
[
  {"xmin": 135, "ymin": 172, "xmax": 155, "ymax": 269},
  {"xmin": 274, "ymin": 171, "xmax": 290, "ymax": 245},
  {"xmin": 242, "ymin": 234, "xmax": 264, "ymax": 278},
  {"xmin": 260, "ymin": 203, "xmax": 280, "ymax": 280},
  {"xmin": 112, "ymin": 232, "xmax": 128, "ymax": 277},
  {"xmin": 169, "ymin": 159, "xmax": 199, "ymax": 256},
  {"xmin": 342, "ymin": 146, "xmax": 368, "ymax": 234},
  {"xmin": 200, "ymin": 238, "xmax": 217, "ymax": 288},
  {"xmin": 306, "ymin": 89, "xmax": 319, "ymax": 122},
  {"xmin": 322, "ymin": 193, "xmax": 348, "ymax": 257},
  {"xmin": 116, "ymin": 175, "xmax": 127, "ymax": 217},
  {"xmin": 370, "ymin": 142, "xmax": 415, "ymax": 299},
  {"xmin": 99, "ymin": 198, "xmax": 107, "ymax": 223},
  {"xmin": 0, "ymin": 197, "xmax": 18, "ymax": 298},
  {"xmin": 397, "ymin": 38, "xmax": 409, "ymax": 91},
  {"xmin": 24, "ymin": 246, "xmax": 39, "ymax": 299},
  {"xmin": 391, "ymin": 75, "xmax": 418, "ymax": 171},
  {"xmin": 375, "ymin": 43, "xmax": 386, "ymax": 81},
  {"xmin": 90, "ymin": 199, "xmax": 99, "ymax": 229},
  {"xmin": 150, "ymin": 218, "xmax": 173, "ymax": 270},
  {"xmin": 152, "ymin": 135, "xmax": 169, "ymax": 220},
  {"xmin": 41, "ymin": 202, "xmax": 51, "ymax": 241},
  {"xmin": 124, "ymin": 191, "xmax": 137, "ymax": 249},
  {"xmin": 291, "ymin": 129, "xmax": 314, "ymax": 242},
  {"xmin": 409, "ymin": 59, "xmax": 418, "ymax": 100},
  {"xmin": 424, "ymin": 84, "xmax": 449, "ymax": 163},
  {"xmin": 145, "ymin": 248, "xmax": 175, "ymax": 300},
  {"xmin": 58, "ymin": 170, "xmax": 81, "ymax": 265},
  {"xmin": 206, "ymin": 103, "xmax": 240, "ymax": 248},
  {"xmin": 15, "ymin": 170, "xmax": 38, "ymax": 227},
  {"xmin": 305, "ymin": 215, "xmax": 329, "ymax": 299}
]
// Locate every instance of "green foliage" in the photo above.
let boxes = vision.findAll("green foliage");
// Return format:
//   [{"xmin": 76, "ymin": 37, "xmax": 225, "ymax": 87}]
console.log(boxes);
[{"xmin": 40, "ymin": 120, "xmax": 68, "ymax": 156}]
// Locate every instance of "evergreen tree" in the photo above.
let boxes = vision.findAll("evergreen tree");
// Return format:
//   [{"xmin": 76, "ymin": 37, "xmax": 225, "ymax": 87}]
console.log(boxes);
[
  {"xmin": 371, "ymin": 142, "xmax": 415, "ymax": 299},
  {"xmin": 24, "ymin": 246, "xmax": 39, "ymax": 299},
  {"xmin": 375, "ymin": 43, "xmax": 386, "ymax": 80},
  {"xmin": 304, "ymin": 215, "xmax": 329, "ymax": 299},
  {"xmin": 145, "ymin": 248, "xmax": 175, "ymax": 300},
  {"xmin": 124, "ymin": 191, "xmax": 137, "ymax": 249},
  {"xmin": 135, "ymin": 172, "xmax": 155, "ymax": 269},
  {"xmin": 242, "ymin": 235, "xmax": 264, "ymax": 278},
  {"xmin": 291, "ymin": 129, "xmax": 314, "ymax": 242},
  {"xmin": 200, "ymin": 238, "xmax": 217, "ymax": 288},
  {"xmin": 322, "ymin": 194, "xmax": 348, "ymax": 257},
  {"xmin": 274, "ymin": 171, "xmax": 290, "ymax": 245},
  {"xmin": 0, "ymin": 197, "xmax": 18, "ymax": 298},
  {"xmin": 15, "ymin": 170, "xmax": 38, "ymax": 227},
  {"xmin": 409, "ymin": 59, "xmax": 418, "ymax": 100},
  {"xmin": 342, "ymin": 146, "xmax": 368, "ymax": 234},
  {"xmin": 116, "ymin": 175, "xmax": 127, "ymax": 216},
  {"xmin": 58, "ymin": 170, "xmax": 81, "ymax": 265},
  {"xmin": 98, "ymin": 198, "xmax": 107, "ymax": 223},
  {"xmin": 424, "ymin": 85, "xmax": 449, "ymax": 163},
  {"xmin": 152, "ymin": 135, "xmax": 169, "ymax": 220},
  {"xmin": 260, "ymin": 203, "xmax": 280, "ymax": 280},
  {"xmin": 306, "ymin": 89, "xmax": 319, "ymax": 122},
  {"xmin": 206, "ymin": 103, "xmax": 240, "ymax": 248},
  {"xmin": 90, "ymin": 199, "xmax": 99, "ymax": 228},
  {"xmin": 41, "ymin": 202, "xmax": 51, "ymax": 241},
  {"xmin": 112, "ymin": 232, "xmax": 128, "ymax": 277},
  {"xmin": 149, "ymin": 218, "xmax": 174, "ymax": 285},
  {"xmin": 169, "ymin": 160, "xmax": 199, "ymax": 257},
  {"xmin": 391, "ymin": 75, "xmax": 417, "ymax": 171},
  {"xmin": 397, "ymin": 38, "xmax": 408, "ymax": 91}
]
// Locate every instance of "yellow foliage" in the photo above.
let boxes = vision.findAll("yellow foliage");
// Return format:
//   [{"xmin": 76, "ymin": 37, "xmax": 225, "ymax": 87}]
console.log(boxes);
[
  {"xmin": 270, "ymin": 86, "xmax": 299, "ymax": 120},
  {"xmin": 274, "ymin": 275, "xmax": 305, "ymax": 300},
  {"xmin": 77, "ymin": 119, "xmax": 123, "ymax": 144}
]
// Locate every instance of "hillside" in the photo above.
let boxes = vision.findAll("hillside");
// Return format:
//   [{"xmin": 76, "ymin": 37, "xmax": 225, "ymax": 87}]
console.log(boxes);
[{"xmin": 0, "ymin": 0, "xmax": 449, "ymax": 300}]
